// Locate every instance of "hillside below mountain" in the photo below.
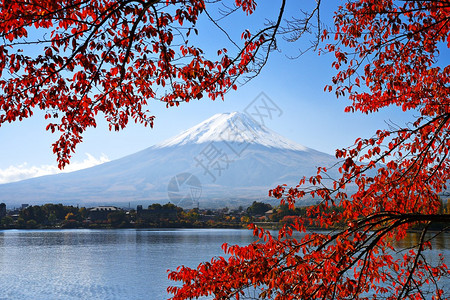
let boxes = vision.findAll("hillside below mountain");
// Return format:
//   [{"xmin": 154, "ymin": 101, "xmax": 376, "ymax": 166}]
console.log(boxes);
[{"xmin": 0, "ymin": 112, "xmax": 340, "ymax": 208}]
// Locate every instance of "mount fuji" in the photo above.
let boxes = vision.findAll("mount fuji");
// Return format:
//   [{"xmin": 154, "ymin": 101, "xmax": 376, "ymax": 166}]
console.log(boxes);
[{"xmin": 0, "ymin": 112, "xmax": 339, "ymax": 208}]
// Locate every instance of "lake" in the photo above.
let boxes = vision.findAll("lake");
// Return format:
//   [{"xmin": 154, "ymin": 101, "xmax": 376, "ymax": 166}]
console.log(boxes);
[
  {"xmin": 0, "ymin": 229, "xmax": 448, "ymax": 299},
  {"xmin": 0, "ymin": 229, "xmax": 259, "ymax": 299}
]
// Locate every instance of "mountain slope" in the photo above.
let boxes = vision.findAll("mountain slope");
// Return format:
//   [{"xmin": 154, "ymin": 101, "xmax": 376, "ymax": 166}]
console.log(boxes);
[
  {"xmin": 156, "ymin": 111, "xmax": 307, "ymax": 151},
  {"xmin": 0, "ymin": 112, "xmax": 339, "ymax": 208}
]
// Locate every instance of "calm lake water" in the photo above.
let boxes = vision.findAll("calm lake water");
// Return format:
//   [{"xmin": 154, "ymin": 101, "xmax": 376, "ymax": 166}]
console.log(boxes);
[
  {"xmin": 0, "ymin": 229, "xmax": 258, "ymax": 299},
  {"xmin": 0, "ymin": 228, "xmax": 448, "ymax": 300}
]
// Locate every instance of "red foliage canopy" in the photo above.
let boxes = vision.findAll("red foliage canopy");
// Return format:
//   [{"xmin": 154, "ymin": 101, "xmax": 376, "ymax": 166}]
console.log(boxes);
[
  {"xmin": 0, "ymin": 0, "xmax": 274, "ymax": 167},
  {"xmin": 168, "ymin": 0, "xmax": 450, "ymax": 299},
  {"xmin": 1, "ymin": 0, "xmax": 450, "ymax": 298}
]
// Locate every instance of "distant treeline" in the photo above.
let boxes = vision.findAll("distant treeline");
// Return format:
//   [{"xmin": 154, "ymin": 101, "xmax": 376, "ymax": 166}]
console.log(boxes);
[{"xmin": 0, "ymin": 201, "xmax": 347, "ymax": 230}]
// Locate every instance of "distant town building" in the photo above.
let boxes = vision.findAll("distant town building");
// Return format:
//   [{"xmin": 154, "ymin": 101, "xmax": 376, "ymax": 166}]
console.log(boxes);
[
  {"xmin": 21, "ymin": 204, "xmax": 29, "ymax": 210},
  {"xmin": 0, "ymin": 203, "xmax": 6, "ymax": 219},
  {"xmin": 264, "ymin": 209, "xmax": 274, "ymax": 220},
  {"xmin": 88, "ymin": 206, "xmax": 121, "ymax": 221}
]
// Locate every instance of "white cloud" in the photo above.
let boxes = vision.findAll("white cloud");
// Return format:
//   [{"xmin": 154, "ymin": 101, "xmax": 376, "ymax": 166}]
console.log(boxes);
[{"xmin": 0, "ymin": 153, "xmax": 110, "ymax": 184}]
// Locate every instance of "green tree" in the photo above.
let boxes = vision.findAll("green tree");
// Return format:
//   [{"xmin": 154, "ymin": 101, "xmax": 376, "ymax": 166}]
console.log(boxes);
[
  {"xmin": 31, "ymin": 206, "xmax": 46, "ymax": 224},
  {"xmin": 1, "ymin": 216, "xmax": 13, "ymax": 228},
  {"xmin": 184, "ymin": 209, "xmax": 199, "ymax": 223},
  {"xmin": 79, "ymin": 207, "xmax": 88, "ymax": 219},
  {"xmin": 246, "ymin": 201, "xmax": 272, "ymax": 216},
  {"xmin": 107, "ymin": 211, "xmax": 127, "ymax": 227},
  {"xmin": 26, "ymin": 219, "xmax": 38, "ymax": 229},
  {"xmin": 47, "ymin": 213, "xmax": 57, "ymax": 225},
  {"xmin": 16, "ymin": 218, "xmax": 25, "ymax": 229}
]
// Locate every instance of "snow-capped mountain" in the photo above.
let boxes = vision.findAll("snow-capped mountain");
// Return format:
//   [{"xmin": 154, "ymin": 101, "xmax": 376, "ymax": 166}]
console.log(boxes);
[
  {"xmin": 156, "ymin": 112, "xmax": 307, "ymax": 151},
  {"xmin": 0, "ymin": 112, "xmax": 339, "ymax": 208}
]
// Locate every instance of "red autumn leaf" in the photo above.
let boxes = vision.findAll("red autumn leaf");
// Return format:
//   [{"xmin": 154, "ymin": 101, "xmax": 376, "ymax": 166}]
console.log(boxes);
[
  {"xmin": 1, "ymin": 0, "xmax": 449, "ymax": 299},
  {"xmin": 166, "ymin": 1, "xmax": 450, "ymax": 299}
]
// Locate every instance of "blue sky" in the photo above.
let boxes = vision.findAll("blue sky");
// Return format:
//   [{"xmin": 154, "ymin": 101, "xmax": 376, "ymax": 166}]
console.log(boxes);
[{"xmin": 0, "ymin": 1, "xmax": 417, "ymax": 183}]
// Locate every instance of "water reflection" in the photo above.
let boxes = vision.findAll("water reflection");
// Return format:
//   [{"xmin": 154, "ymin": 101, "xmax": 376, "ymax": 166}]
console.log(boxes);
[
  {"xmin": 394, "ymin": 231, "xmax": 450, "ymax": 250},
  {"xmin": 0, "ymin": 229, "xmax": 447, "ymax": 299},
  {"xmin": 0, "ymin": 229, "xmax": 258, "ymax": 299}
]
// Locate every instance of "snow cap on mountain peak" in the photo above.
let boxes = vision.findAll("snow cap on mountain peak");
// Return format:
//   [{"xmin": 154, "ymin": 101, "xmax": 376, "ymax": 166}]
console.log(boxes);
[{"xmin": 155, "ymin": 112, "xmax": 308, "ymax": 151}]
